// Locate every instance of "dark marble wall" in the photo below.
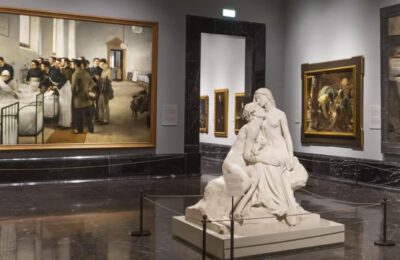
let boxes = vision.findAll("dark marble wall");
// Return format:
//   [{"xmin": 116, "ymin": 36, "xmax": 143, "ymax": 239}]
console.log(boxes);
[
  {"xmin": 200, "ymin": 142, "xmax": 400, "ymax": 189},
  {"xmin": 184, "ymin": 15, "xmax": 266, "ymax": 166},
  {"xmin": 0, "ymin": 153, "xmax": 200, "ymax": 184}
]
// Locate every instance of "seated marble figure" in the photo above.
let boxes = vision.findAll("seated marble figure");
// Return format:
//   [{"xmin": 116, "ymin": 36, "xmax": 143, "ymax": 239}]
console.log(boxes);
[{"xmin": 186, "ymin": 88, "xmax": 314, "ymax": 235}]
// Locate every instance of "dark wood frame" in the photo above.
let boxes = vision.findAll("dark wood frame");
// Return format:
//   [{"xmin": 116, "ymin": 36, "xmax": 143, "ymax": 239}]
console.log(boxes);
[
  {"xmin": 199, "ymin": 95, "xmax": 208, "ymax": 133},
  {"xmin": 214, "ymin": 89, "xmax": 228, "ymax": 137},
  {"xmin": 301, "ymin": 56, "xmax": 364, "ymax": 149},
  {"xmin": 0, "ymin": 6, "xmax": 158, "ymax": 150},
  {"xmin": 381, "ymin": 4, "xmax": 400, "ymax": 155}
]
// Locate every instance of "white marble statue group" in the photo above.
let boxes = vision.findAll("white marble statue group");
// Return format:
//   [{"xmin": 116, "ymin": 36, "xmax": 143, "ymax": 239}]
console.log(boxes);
[{"xmin": 186, "ymin": 88, "xmax": 312, "ymax": 234}]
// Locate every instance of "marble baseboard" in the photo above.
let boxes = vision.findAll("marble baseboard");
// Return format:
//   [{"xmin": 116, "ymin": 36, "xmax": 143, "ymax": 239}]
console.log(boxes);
[
  {"xmin": 0, "ymin": 152, "xmax": 201, "ymax": 184},
  {"xmin": 200, "ymin": 142, "xmax": 400, "ymax": 189}
]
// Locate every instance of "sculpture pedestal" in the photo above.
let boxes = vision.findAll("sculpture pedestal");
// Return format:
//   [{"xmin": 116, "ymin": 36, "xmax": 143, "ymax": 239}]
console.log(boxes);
[{"xmin": 172, "ymin": 216, "xmax": 345, "ymax": 259}]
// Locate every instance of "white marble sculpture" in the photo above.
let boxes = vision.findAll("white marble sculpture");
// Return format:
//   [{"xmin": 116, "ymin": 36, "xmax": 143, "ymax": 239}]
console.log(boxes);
[{"xmin": 186, "ymin": 88, "xmax": 315, "ymax": 235}]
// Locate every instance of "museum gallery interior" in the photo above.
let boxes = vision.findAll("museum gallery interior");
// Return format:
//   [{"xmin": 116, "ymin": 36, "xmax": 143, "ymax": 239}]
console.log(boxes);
[{"xmin": 1, "ymin": 0, "xmax": 400, "ymax": 259}]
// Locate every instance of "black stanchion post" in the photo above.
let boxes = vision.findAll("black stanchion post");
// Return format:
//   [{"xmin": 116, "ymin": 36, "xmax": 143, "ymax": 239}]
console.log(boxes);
[
  {"xmin": 230, "ymin": 196, "xmax": 234, "ymax": 260},
  {"xmin": 374, "ymin": 198, "xmax": 395, "ymax": 246},
  {"xmin": 130, "ymin": 190, "xmax": 151, "ymax": 237},
  {"xmin": 202, "ymin": 215, "xmax": 207, "ymax": 260}
]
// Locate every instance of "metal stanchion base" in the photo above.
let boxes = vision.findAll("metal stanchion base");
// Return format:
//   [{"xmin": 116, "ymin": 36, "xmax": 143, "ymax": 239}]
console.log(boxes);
[
  {"xmin": 374, "ymin": 240, "xmax": 395, "ymax": 246},
  {"xmin": 130, "ymin": 230, "xmax": 151, "ymax": 237}
]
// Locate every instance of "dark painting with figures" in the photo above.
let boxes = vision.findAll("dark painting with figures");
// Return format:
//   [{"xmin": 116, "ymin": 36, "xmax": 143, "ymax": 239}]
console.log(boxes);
[
  {"xmin": 199, "ymin": 95, "xmax": 208, "ymax": 133},
  {"xmin": 381, "ymin": 5, "xmax": 400, "ymax": 155},
  {"xmin": 301, "ymin": 57, "xmax": 364, "ymax": 148},
  {"xmin": 0, "ymin": 8, "xmax": 157, "ymax": 149},
  {"xmin": 214, "ymin": 89, "xmax": 228, "ymax": 137},
  {"xmin": 380, "ymin": 5, "xmax": 400, "ymax": 154},
  {"xmin": 235, "ymin": 93, "xmax": 246, "ymax": 134}
]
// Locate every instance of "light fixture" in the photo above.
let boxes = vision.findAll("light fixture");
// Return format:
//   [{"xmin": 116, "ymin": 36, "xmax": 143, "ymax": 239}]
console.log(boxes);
[
  {"xmin": 120, "ymin": 24, "xmax": 128, "ymax": 49},
  {"xmin": 223, "ymin": 9, "xmax": 236, "ymax": 18}
]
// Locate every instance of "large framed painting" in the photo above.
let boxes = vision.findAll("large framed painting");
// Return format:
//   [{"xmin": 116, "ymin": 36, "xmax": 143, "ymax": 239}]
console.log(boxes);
[
  {"xmin": 301, "ymin": 56, "xmax": 364, "ymax": 148},
  {"xmin": 234, "ymin": 92, "xmax": 247, "ymax": 134},
  {"xmin": 214, "ymin": 89, "xmax": 228, "ymax": 137},
  {"xmin": 0, "ymin": 7, "xmax": 158, "ymax": 150},
  {"xmin": 381, "ymin": 4, "xmax": 400, "ymax": 155},
  {"xmin": 199, "ymin": 95, "xmax": 208, "ymax": 133}
]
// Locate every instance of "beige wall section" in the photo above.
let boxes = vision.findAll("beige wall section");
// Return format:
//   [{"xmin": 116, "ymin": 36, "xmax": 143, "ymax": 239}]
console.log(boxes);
[
  {"xmin": 75, "ymin": 21, "xmax": 152, "ymax": 73},
  {"xmin": 0, "ymin": 0, "xmax": 285, "ymax": 156}
]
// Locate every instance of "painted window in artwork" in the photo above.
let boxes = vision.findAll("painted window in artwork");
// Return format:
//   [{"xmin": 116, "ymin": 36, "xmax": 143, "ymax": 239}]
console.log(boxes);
[
  {"xmin": 30, "ymin": 17, "xmax": 41, "ymax": 54},
  {"xmin": 52, "ymin": 19, "xmax": 65, "ymax": 56},
  {"xmin": 19, "ymin": 15, "xmax": 30, "ymax": 48}
]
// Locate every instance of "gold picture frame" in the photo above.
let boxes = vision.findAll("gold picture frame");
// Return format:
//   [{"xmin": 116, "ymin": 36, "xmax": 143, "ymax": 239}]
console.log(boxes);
[
  {"xmin": 214, "ymin": 89, "xmax": 228, "ymax": 137},
  {"xmin": 301, "ymin": 56, "xmax": 364, "ymax": 148},
  {"xmin": 0, "ymin": 7, "xmax": 158, "ymax": 150},
  {"xmin": 234, "ymin": 93, "xmax": 246, "ymax": 134},
  {"xmin": 199, "ymin": 95, "xmax": 208, "ymax": 133}
]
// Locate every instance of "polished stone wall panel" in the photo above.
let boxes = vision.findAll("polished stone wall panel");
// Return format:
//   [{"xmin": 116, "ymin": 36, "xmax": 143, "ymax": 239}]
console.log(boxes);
[
  {"xmin": 200, "ymin": 142, "xmax": 400, "ymax": 189},
  {"xmin": 0, "ymin": 153, "xmax": 199, "ymax": 184}
]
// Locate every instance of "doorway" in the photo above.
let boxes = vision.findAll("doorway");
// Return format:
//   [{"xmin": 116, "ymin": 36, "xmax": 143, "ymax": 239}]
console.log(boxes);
[{"xmin": 109, "ymin": 49, "xmax": 123, "ymax": 81}]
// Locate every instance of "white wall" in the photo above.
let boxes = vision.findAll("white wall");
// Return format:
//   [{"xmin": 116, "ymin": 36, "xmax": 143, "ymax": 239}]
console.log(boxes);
[
  {"xmin": 199, "ymin": 33, "xmax": 245, "ymax": 145},
  {"xmin": 0, "ymin": 0, "xmax": 285, "ymax": 155},
  {"xmin": 283, "ymin": 0, "xmax": 400, "ymax": 161}
]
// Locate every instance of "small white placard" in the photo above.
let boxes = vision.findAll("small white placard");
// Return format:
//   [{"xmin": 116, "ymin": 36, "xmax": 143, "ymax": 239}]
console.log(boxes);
[
  {"xmin": 224, "ymin": 173, "xmax": 245, "ymax": 197},
  {"xmin": 369, "ymin": 105, "xmax": 381, "ymax": 130},
  {"xmin": 162, "ymin": 104, "xmax": 178, "ymax": 126}
]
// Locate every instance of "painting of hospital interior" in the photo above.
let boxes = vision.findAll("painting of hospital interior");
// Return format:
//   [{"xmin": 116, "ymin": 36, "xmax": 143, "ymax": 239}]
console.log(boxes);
[
  {"xmin": 301, "ymin": 57, "xmax": 364, "ymax": 148},
  {"xmin": 0, "ymin": 11, "xmax": 156, "ymax": 147}
]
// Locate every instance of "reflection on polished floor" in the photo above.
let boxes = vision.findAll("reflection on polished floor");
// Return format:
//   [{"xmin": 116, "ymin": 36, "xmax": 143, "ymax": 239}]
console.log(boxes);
[{"xmin": 0, "ymin": 159, "xmax": 399, "ymax": 259}]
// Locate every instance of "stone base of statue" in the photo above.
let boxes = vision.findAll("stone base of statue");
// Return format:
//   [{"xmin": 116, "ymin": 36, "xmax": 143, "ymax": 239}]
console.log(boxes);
[{"xmin": 172, "ymin": 215, "xmax": 344, "ymax": 259}]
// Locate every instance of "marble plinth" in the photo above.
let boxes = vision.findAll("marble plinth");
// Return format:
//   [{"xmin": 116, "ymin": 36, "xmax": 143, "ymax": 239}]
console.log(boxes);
[{"xmin": 172, "ymin": 216, "xmax": 345, "ymax": 259}]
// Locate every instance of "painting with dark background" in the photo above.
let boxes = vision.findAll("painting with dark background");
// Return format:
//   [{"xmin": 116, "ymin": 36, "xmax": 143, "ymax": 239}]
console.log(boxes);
[
  {"xmin": 214, "ymin": 89, "xmax": 228, "ymax": 137},
  {"xmin": 199, "ymin": 95, "xmax": 208, "ymax": 133},
  {"xmin": 301, "ymin": 56, "xmax": 363, "ymax": 149},
  {"xmin": 381, "ymin": 4, "xmax": 400, "ymax": 155},
  {"xmin": 235, "ymin": 93, "xmax": 246, "ymax": 134}
]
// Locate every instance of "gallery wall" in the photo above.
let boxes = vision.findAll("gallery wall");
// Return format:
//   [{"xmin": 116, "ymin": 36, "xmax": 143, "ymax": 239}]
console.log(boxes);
[
  {"xmin": 199, "ymin": 33, "xmax": 245, "ymax": 145},
  {"xmin": 0, "ymin": 0, "xmax": 285, "ymax": 157},
  {"xmin": 283, "ymin": 0, "xmax": 400, "ymax": 161}
]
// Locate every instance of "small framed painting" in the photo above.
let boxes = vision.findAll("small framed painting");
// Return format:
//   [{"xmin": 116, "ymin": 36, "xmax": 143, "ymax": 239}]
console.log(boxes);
[
  {"xmin": 235, "ymin": 93, "xmax": 246, "ymax": 134},
  {"xmin": 199, "ymin": 95, "xmax": 208, "ymax": 133},
  {"xmin": 301, "ymin": 56, "xmax": 364, "ymax": 148},
  {"xmin": 214, "ymin": 89, "xmax": 228, "ymax": 137}
]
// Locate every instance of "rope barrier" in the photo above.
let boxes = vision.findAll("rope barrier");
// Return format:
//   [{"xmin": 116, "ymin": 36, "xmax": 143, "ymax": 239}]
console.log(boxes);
[
  {"xmin": 144, "ymin": 197, "xmax": 183, "ymax": 216},
  {"xmin": 145, "ymin": 194, "xmax": 203, "ymax": 198},
  {"xmin": 358, "ymin": 162, "xmax": 399, "ymax": 174},
  {"xmin": 142, "ymin": 193, "xmax": 381, "ymax": 225},
  {"xmin": 299, "ymin": 188, "xmax": 382, "ymax": 205},
  {"xmin": 143, "ymin": 197, "xmax": 202, "ymax": 223},
  {"xmin": 210, "ymin": 203, "xmax": 381, "ymax": 223}
]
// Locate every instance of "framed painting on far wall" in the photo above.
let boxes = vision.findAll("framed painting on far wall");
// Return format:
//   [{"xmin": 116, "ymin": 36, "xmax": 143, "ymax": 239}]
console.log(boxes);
[
  {"xmin": 199, "ymin": 95, "xmax": 208, "ymax": 133},
  {"xmin": 235, "ymin": 93, "xmax": 247, "ymax": 134},
  {"xmin": 381, "ymin": 4, "xmax": 400, "ymax": 155},
  {"xmin": 214, "ymin": 89, "xmax": 228, "ymax": 137},
  {"xmin": 301, "ymin": 56, "xmax": 364, "ymax": 149}
]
